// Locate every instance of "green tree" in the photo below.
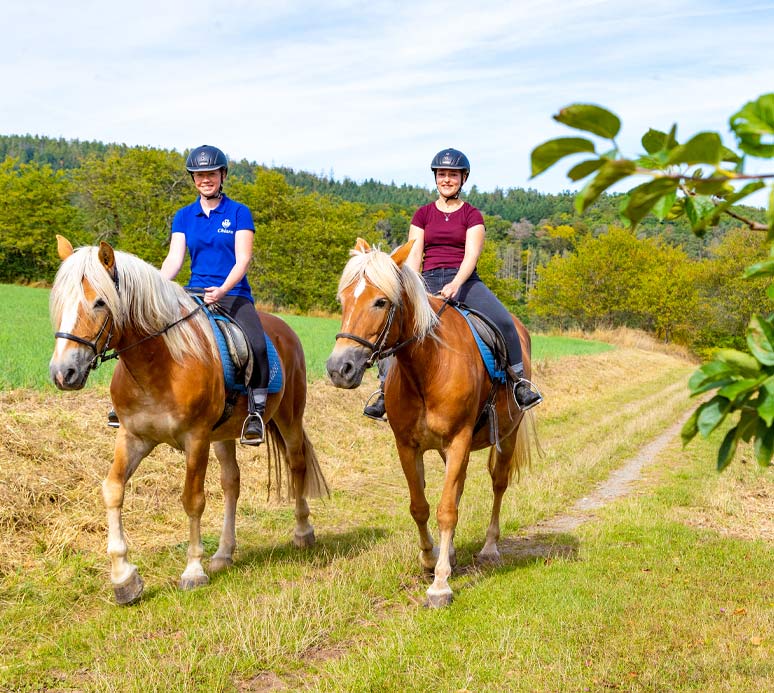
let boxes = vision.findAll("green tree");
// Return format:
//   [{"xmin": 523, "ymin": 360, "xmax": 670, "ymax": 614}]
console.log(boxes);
[
  {"xmin": 75, "ymin": 147, "xmax": 190, "ymax": 265},
  {"xmin": 531, "ymin": 93, "xmax": 774, "ymax": 469},
  {"xmin": 0, "ymin": 158, "xmax": 83, "ymax": 282}
]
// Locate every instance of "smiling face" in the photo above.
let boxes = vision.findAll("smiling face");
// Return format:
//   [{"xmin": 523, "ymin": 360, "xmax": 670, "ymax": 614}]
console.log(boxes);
[
  {"xmin": 435, "ymin": 168, "xmax": 465, "ymax": 198},
  {"xmin": 192, "ymin": 168, "xmax": 225, "ymax": 198}
]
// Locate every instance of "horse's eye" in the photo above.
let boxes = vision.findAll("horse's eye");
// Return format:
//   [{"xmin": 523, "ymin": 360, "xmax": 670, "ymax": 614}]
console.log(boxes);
[
  {"xmin": 94, "ymin": 298, "xmax": 106, "ymax": 309},
  {"xmin": 374, "ymin": 298, "xmax": 388, "ymax": 309}
]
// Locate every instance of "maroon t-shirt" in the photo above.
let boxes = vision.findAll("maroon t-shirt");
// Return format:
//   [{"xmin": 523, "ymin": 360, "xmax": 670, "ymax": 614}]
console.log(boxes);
[{"xmin": 411, "ymin": 202, "xmax": 485, "ymax": 271}]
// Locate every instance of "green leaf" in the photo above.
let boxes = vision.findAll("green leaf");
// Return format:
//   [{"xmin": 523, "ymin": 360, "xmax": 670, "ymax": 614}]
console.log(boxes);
[
  {"xmin": 747, "ymin": 315, "xmax": 774, "ymax": 366},
  {"xmin": 575, "ymin": 159, "xmax": 636, "ymax": 213},
  {"xmin": 737, "ymin": 408, "xmax": 760, "ymax": 442},
  {"xmin": 754, "ymin": 419, "xmax": 774, "ymax": 466},
  {"xmin": 652, "ymin": 190, "xmax": 677, "ymax": 221},
  {"xmin": 717, "ymin": 426, "xmax": 739, "ymax": 471},
  {"xmin": 530, "ymin": 137, "xmax": 596, "ymax": 178},
  {"xmin": 621, "ymin": 177, "xmax": 680, "ymax": 228},
  {"xmin": 718, "ymin": 377, "xmax": 765, "ymax": 403},
  {"xmin": 566, "ymin": 158, "xmax": 605, "ymax": 182},
  {"xmin": 730, "ymin": 94, "xmax": 774, "ymax": 158},
  {"xmin": 768, "ymin": 186, "xmax": 774, "ymax": 241},
  {"xmin": 642, "ymin": 128, "xmax": 670, "ymax": 154},
  {"xmin": 681, "ymin": 407, "xmax": 699, "ymax": 445},
  {"xmin": 755, "ymin": 378, "xmax": 774, "ymax": 426},
  {"xmin": 553, "ymin": 104, "xmax": 621, "ymax": 139},
  {"xmin": 684, "ymin": 195, "xmax": 718, "ymax": 234},
  {"xmin": 697, "ymin": 396, "xmax": 731, "ymax": 438},
  {"xmin": 714, "ymin": 348, "xmax": 762, "ymax": 377},
  {"xmin": 744, "ymin": 258, "xmax": 774, "ymax": 279},
  {"xmin": 666, "ymin": 132, "xmax": 723, "ymax": 166},
  {"xmin": 720, "ymin": 145, "xmax": 743, "ymax": 164}
]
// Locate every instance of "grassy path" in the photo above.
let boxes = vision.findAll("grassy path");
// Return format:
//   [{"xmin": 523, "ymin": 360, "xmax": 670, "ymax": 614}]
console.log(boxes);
[{"xmin": 1, "ymin": 347, "xmax": 772, "ymax": 691}]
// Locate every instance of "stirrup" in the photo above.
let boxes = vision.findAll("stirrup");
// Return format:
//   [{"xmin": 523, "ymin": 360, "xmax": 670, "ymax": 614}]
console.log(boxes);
[
  {"xmin": 240, "ymin": 413, "xmax": 264, "ymax": 446},
  {"xmin": 107, "ymin": 409, "xmax": 120, "ymax": 429},
  {"xmin": 363, "ymin": 390, "xmax": 386, "ymax": 421},
  {"xmin": 513, "ymin": 377, "xmax": 543, "ymax": 412}
]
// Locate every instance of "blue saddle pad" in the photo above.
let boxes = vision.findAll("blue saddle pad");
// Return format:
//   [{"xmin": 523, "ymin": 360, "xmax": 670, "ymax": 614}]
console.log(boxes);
[
  {"xmin": 452, "ymin": 306, "xmax": 507, "ymax": 384},
  {"xmin": 200, "ymin": 304, "xmax": 283, "ymax": 395}
]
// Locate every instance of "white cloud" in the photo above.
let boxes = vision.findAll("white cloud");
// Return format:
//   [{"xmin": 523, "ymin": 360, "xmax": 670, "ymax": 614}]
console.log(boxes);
[{"xmin": 4, "ymin": 0, "xmax": 774, "ymax": 195}]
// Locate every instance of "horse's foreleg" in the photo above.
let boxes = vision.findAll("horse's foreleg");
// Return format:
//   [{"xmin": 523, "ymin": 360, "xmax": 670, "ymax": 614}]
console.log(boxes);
[
  {"xmin": 427, "ymin": 437, "xmax": 471, "ymax": 608},
  {"xmin": 210, "ymin": 440, "xmax": 239, "ymax": 573},
  {"xmin": 178, "ymin": 436, "xmax": 211, "ymax": 590},
  {"xmin": 477, "ymin": 435, "xmax": 517, "ymax": 565},
  {"xmin": 104, "ymin": 432, "xmax": 155, "ymax": 605},
  {"xmin": 396, "ymin": 443, "xmax": 435, "ymax": 571}
]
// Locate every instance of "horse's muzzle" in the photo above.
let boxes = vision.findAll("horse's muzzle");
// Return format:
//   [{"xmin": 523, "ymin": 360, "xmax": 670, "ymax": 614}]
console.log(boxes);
[
  {"xmin": 326, "ymin": 346, "xmax": 368, "ymax": 389},
  {"xmin": 49, "ymin": 350, "xmax": 92, "ymax": 390}
]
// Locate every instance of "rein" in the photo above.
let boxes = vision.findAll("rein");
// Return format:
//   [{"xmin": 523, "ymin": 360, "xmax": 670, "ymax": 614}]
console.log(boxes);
[{"xmin": 335, "ymin": 295, "xmax": 452, "ymax": 367}]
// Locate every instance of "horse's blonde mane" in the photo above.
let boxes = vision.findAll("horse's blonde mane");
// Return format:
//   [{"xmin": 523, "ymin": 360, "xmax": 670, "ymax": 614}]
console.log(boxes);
[
  {"xmin": 50, "ymin": 246, "xmax": 217, "ymax": 364},
  {"xmin": 338, "ymin": 246, "xmax": 439, "ymax": 340}
]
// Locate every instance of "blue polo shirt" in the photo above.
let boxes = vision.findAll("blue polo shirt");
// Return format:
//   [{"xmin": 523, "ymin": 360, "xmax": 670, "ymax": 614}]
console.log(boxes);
[{"xmin": 171, "ymin": 194, "xmax": 256, "ymax": 300}]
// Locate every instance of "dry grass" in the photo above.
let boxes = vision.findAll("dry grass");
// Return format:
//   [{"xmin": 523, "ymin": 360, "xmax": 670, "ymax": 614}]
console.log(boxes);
[{"xmin": 555, "ymin": 325, "xmax": 699, "ymax": 362}]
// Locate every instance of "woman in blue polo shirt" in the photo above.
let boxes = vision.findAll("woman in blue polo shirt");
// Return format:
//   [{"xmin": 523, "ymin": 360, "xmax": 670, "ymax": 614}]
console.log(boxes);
[{"xmin": 159, "ymin": 145, "xmax": 269, "ymax": 445}]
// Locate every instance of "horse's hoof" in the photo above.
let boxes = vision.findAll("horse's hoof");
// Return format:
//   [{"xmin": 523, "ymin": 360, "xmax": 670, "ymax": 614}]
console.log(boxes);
[
  {"xmin": 113, "ymin": 569, "xmax": 144, "ymax": 605},
  {"xmin": 208, "ymin": 556, "xmax": 233, "ymax": 574},
  {"xmin": 474, "ymin": 550, "xmax": 502, "ymax": 566},
  {"xmin": 425, "ymin": 589, "xmax": 453, "ymax": 608},
  {"xmin": 177, "ymin": 573, "xmax": 210, "ymax": 591},
  {"xmin": 293, "ymin": 528, "xmax": 315, "ymax": 548}
]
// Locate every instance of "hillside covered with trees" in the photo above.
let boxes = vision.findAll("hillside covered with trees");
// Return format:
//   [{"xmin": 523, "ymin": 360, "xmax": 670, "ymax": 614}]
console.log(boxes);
[{"xmin": 1, "ymin": 134, "xmax": 767, "ymax": 354}]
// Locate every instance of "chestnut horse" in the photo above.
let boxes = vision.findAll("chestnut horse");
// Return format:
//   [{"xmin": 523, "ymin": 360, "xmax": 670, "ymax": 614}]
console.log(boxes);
[
  {"xmin": 327, "ymin": 238, "xmax": 533, "ymax": 607},
  {"xmin": 49, "ymin": 236, "xmax": 328, "ymax": 604}
]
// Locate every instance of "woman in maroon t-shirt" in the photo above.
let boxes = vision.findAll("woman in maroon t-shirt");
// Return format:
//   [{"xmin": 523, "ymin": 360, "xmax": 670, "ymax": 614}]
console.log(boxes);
[{"xmin": 363, "ymin": 149, "xmax": 542, "ymax": 420}]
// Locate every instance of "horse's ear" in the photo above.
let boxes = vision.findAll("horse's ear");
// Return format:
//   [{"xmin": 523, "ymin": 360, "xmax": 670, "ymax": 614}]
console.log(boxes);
[
  {"xmin": 390, "ymin": 239, "xmax": 415, "ymax": 268},
  {"xmin": 56, "ymin": 235, "xmax": 74, "ymax": 260},
  {"xmin": 354, "ymin": 237, "xmax": 371, "ymax": 253},
  {"xmin": 98, "ymin": 241, "xmax": 116, "ymax": 277}
]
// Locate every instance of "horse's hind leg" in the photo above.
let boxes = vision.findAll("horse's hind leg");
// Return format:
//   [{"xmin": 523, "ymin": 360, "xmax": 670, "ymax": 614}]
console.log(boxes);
[
  {"xmin": 104, "ymin": 432, "xmax": 156, "ymax": 605},
  {"xmin": 285, "ymin": 427, "xmax": 317, "ymax": 548},
  {"xmin": 477, "ymin": 434, "xmax": 517, "ymax": 565},
  {"xmin": 210, "ymin": 440, "xmax": 240, "ymax": 573},
  {"xmin": 178, "ymin": 436, "xmax": 212, "ymax": 590}
]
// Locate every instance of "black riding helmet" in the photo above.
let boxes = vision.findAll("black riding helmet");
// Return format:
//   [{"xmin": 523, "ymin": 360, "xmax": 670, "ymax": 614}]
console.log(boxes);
[
  {"xmin": 185, "ymin": 145, "xmax": 228, "ymax": 199},
  {"xmin": 430, "ymin": 148, "xmax": 470, "ymax": 199}
]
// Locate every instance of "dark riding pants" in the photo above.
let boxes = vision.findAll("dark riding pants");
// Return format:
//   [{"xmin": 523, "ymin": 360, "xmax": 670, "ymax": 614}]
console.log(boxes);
[
  {"xmin": 217, "ymin": 295, "xmax": 269, "ymax": 389},
  {"xmin": 422, "ymin": 268, "xmax": 524, "ymax": 368}
]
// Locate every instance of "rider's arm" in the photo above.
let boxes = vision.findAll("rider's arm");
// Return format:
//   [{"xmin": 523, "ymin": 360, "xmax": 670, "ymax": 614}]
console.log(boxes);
[
  {"xmin": 159, "ymin": 232, "xmax": 187, "ymax": 280},
  {"xmin": 203, "ymin": 229, "xmax": 254, "ymax": 304},
  {"xmin": 406, "ymin": 224, "xmax": 425, "ymax": 273},
  {"xmin": 440, "ymin": 224, "xmax": 485, "ymax": 299}
]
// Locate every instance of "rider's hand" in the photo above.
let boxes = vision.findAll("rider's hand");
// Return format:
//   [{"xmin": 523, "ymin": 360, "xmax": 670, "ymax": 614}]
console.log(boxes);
[{"xmin": 203, "ymin": 286, "xmax": 225, "ymax": 305}]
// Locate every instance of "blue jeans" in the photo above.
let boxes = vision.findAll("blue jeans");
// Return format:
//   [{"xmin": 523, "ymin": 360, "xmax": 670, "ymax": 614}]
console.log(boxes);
[{"xmin": 422, "ymin": 268, "xmax": 524, "ymax": 369}]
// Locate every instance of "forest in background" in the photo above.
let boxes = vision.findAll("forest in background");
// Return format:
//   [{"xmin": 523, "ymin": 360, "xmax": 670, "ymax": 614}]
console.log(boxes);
[{"xmin": 0, "ymin": 134, "xmax": 768, "ymax": 354}]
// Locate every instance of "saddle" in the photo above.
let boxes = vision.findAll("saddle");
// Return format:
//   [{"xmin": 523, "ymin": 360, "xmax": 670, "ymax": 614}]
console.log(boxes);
[
  {"xmin": 191, "ymin": 297, "xmax": 284, "ymax": 428},
  {"xmin": 450, "ymin": 301, "xmax": 513, "ymax": 448}
]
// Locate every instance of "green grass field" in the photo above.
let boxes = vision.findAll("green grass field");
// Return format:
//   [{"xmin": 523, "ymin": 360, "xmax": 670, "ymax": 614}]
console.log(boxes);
[{"xmin": 1, "ymin": 284, "xmax": 613, "ymax": 389}]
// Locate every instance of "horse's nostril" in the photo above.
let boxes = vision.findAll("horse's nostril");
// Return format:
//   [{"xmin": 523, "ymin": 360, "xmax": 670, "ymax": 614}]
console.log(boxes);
[{"xmin": 341, "ymin": 361, "xmax": 354, "ymax": 377}]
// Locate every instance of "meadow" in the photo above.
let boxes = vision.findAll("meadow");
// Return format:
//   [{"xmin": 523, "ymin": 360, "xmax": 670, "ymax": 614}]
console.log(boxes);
[{"xmin": 0, "ymin": 284, "xmax": 772, "ymax": 692}]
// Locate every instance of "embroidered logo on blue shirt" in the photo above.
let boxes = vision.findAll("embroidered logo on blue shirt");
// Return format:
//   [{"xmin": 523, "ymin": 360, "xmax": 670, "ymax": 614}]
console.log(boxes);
[{"xmin": 218, "ymin": 218, "xmax": 233, "ymax": 234}]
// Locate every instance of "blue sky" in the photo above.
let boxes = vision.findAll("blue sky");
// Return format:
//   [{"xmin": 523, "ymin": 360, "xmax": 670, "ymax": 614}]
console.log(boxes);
[{"xmin": 4, "ymin": 1, "xmax": 774, "ymax": 195}]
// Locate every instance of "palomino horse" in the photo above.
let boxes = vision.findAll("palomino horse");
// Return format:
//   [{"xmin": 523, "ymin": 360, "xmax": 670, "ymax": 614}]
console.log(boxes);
[
  {"xmin": 326, "ymin": 238, "xmax": 533, "ymax": 607},
  {"xmin": 49, "ymin": 236, "xmax": 328, "ymax": 604}
]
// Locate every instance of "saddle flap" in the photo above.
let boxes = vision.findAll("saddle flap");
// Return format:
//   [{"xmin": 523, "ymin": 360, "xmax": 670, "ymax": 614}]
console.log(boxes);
[{"xmin": 214, "ymin": 317, "xmax": 253, "ymax": 384}]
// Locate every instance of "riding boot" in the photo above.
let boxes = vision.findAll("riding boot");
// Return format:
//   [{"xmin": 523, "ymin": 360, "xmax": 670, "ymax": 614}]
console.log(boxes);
[
  {"xmin": 507, "ymin": 365, "xmax": 543, "ymax": 411},
  {"xmin": 241, "ymin": 387, "xmax": 267, "ymax": 446},
  {"xmin": 363, "ymin": 387, "xmax": 387, "ymax": 420},
  {"xmin": 107, "ymin": 408, "xmax": 120, "ymax": 429}
]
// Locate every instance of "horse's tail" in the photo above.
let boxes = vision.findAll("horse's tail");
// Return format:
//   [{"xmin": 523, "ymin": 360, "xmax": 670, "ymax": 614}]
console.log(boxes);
[
  {"xmin": 264, "ymin": 421, "xmax": 330, "ymax": 501},
  {"xmin": 490, "ymin": 409, "xmax": 541, "ymax": 484}
]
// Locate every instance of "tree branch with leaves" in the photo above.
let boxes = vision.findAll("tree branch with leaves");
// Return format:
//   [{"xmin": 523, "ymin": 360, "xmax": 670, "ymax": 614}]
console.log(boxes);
[{"xmin": 531, "ymin": 93, "xmax": 774, "ymax": 470}]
